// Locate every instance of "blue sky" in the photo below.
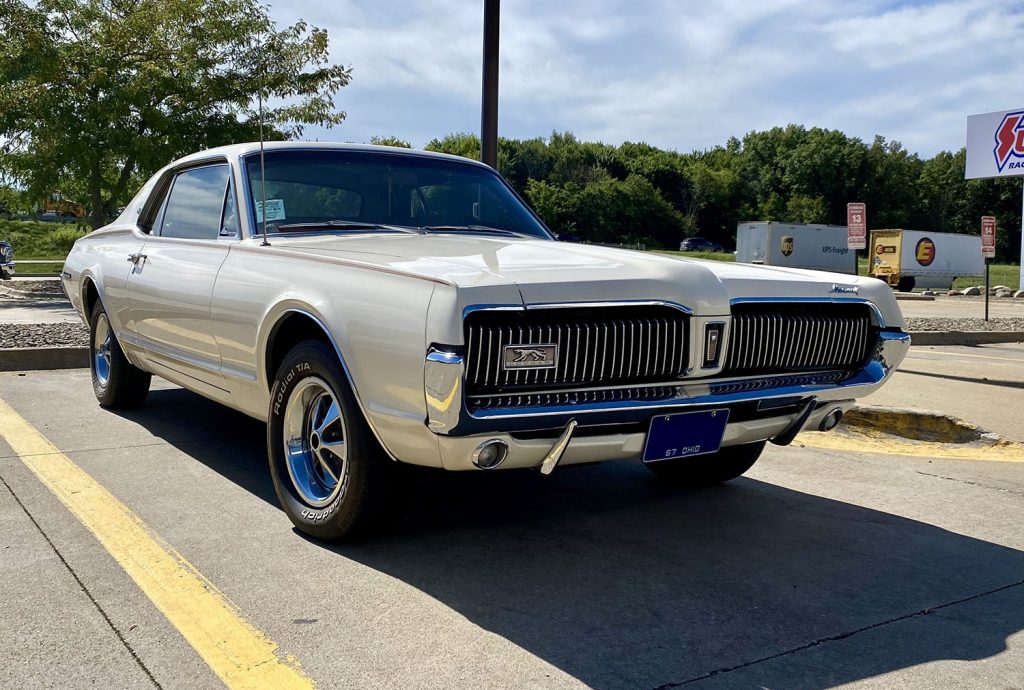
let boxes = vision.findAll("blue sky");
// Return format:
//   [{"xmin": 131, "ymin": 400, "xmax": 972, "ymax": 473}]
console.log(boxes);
[{"xmin": 270, "ymin": 0, "xmax": 1023, "ymax": 157}]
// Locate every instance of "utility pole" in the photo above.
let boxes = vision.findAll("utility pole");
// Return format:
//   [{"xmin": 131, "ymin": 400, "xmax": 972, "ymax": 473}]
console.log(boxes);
[{"xmin": 481, "ymin": 0, "xmax": 500, "ymax": 168}]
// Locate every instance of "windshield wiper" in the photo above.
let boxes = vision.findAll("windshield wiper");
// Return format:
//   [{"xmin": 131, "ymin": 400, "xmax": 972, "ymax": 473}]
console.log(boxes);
[
  {"xmin": 418, "ymin": 224, "xmax": 527, "ymax": 237},
  {"xmin": 274, "ymin": 220, "xmax": 418, "ymax": 233}
]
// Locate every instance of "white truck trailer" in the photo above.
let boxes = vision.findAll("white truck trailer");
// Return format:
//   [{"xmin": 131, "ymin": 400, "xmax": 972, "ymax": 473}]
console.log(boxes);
[
  {"xmin": 869, "ymin": 229, "xmax": 983, "ymax": 291},
  {"xmin": 735, "ymin": 222, "xmax": 855, "ymax": 274}
]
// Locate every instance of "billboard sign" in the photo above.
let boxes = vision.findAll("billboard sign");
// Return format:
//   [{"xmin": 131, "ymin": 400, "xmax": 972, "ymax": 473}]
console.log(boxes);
[
  {"xmin": 847, "ymin": 202, "xmax": 866, "ymax": 250},
  {"xmin": 981, "ymin": 216, "xmax": 996, "ymax": 259},
  {"xmin": 966, "ymin": 108, "xmax": 1024, "ymax": 179}
]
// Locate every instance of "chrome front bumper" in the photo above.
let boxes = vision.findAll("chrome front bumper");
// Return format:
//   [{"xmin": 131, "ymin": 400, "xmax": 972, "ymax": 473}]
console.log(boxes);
[{"xmin": 425, "ymin": 330, "xmax": 911, "ymax": 438}]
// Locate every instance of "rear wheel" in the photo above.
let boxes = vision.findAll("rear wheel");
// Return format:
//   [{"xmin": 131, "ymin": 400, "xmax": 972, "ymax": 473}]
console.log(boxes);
[
  {"xmin": 896, "ymin": 276, "xmax": 915, "ymax": 292},
  {"xmin": 89, "ymin": 301, "xmax": 150, "ymax": 408},
  {"xmin": 645, "ymin": 441, "xmax": 765, "ymax": 487},
  {"xmin": 267, "ymin": 340, "xmax": 390, "ymax": 541}
]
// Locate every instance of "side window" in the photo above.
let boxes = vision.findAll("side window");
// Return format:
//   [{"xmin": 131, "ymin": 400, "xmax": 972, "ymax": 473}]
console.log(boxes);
[
  {"xmin": 159, "ymin": 164, "xmax": 230, "ymax": 240},
  {"xmin": 220, "ymin": 180, "xmax": 239, "ymax": 238}
]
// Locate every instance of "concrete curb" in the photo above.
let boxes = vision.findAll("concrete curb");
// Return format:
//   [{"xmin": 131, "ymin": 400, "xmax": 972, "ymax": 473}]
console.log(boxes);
[
  {"xmin": 908, "ymin": 331, "xmax": 1024, "ymax": 346},
  {"xmin": 842, "ymin": 405, "xmax": 998, "ymax": 444},
  {"xmin": 0, "ymin": 347, "xmax": 89, "ymax": 371}
]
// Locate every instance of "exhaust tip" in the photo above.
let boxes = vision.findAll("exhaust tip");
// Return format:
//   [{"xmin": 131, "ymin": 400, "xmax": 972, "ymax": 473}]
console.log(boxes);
[
  {"xmin": 819, "ymin": 408, "xmax": 844, "ymax": 432},
  {"xmin": 472, "ymin": 439, "xmax": 508, "ymax": 469}
]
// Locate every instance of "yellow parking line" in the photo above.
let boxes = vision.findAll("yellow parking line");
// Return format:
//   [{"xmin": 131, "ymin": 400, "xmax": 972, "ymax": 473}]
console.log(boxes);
[{"xmin": 0, "ymin": 398, "xmax": 314, "ymax": 690}]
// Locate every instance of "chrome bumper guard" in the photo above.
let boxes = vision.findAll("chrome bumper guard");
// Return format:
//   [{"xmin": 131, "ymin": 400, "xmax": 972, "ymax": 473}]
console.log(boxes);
[{"xmin": 425, "ymin": 330, "xmax": 910, "ymax": 437}]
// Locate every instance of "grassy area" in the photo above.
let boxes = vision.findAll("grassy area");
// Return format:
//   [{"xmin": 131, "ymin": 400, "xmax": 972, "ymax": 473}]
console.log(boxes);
[
  {"xmin": 657, "ymin": 250, "xmax": 736, "ymax": 262},
  {"xmin": 660, "ymin": 250, "xmax": 1019, "ymax": 290},
  {"xmin": 0, "ymin": 219, "xmax": 90, "ymax": 259},
  {"xmin": 13, "ymin": 261, "xmax": 65, "ymax": 275}
]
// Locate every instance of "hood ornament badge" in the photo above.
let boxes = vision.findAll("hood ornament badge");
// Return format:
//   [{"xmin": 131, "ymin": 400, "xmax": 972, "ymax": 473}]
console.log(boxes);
[{"xmin": 830, "ymin": 284, "xmax": 859, "ymax": 295}]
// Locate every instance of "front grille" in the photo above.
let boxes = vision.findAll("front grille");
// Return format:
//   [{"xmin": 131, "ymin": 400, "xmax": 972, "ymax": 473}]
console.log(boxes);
[
  {"xmin": 464, "ymin": 306, "xmax": 689, "ymax": 396},
  {"xmin": 722, "ymin": 302, "xmax": 873, "ymax": 376}
]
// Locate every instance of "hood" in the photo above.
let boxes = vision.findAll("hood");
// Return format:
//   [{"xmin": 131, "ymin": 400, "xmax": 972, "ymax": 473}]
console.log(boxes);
[{"xmin": 264, "ymin": 233, "xmax": 900, "ymax": 322}]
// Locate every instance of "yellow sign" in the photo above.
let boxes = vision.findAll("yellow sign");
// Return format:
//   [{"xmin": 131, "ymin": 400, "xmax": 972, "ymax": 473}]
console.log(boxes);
[{"xmin": 915, "ymin": 237, "xmax": 936, "ymax": 266}]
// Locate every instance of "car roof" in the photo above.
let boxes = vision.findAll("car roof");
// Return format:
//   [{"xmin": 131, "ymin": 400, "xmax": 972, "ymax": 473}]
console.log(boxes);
[{"xmin": 171, "ymin": 141, "xmax": 492, "ymax": 170}]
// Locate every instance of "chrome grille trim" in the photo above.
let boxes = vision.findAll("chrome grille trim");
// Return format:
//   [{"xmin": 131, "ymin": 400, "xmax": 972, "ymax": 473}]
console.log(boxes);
[
  {"xmin": 708, "ymin": 371, "xmax": 849, "ymax": 395},
  {"xmin": 723, "ymin": 303, "xmax": 873, "ymax": 376},
  {"xmin": 464, "ymin": 306, "xmax": 690, "ymax": 396},
  {"xmin": 469, "ymin": 386, "xmax": 680, "ymax": 411}
]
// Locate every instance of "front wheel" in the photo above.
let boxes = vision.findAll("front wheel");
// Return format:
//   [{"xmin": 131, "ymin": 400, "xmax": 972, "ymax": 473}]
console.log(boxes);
[
  {"xmin": 645, "ymin": 441, "xmax": 765, "ymax": 487},
  {"xmin": 89, "ymin": 301, "xmax": 151, "ymax": 408},
  {"xmin": 267, "ymin": 340, "xmax": 390, "ymax": 541}
]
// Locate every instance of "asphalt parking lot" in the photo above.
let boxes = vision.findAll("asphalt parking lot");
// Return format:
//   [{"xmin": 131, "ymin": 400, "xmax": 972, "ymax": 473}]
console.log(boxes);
[{"xmin": 2, "ymin": 367, "xmax": 1023, "ymax": 689}]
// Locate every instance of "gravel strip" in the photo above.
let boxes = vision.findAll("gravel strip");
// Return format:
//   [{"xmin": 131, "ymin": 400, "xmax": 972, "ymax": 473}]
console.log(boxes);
[
  {"xmin": 1, "ymin": 311, "xmax": 1020, "ymax": 352},
  {"xmin": 0, "ymin": 323, "xmax": 89, "ymax": 349},
  {"xmin": 905, "ymin": 317, "xmax": 1024, "ymax": 332},
  {"xmin": 0, "ymin": 278, "xmax": 64, "ymax": 299}
]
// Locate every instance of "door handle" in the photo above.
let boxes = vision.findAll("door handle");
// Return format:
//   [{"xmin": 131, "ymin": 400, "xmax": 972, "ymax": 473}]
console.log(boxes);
[{"xmin": 127, "ymin": 253, "xmax": 148, "ymax": 264}]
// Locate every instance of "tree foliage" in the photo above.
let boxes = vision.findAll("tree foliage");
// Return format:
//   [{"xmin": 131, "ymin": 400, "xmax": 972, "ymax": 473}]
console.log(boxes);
[
  {"xmin": 431, "ymin": 127, "xmax": 1021, "ymax": 262},
  {"xmin": 0, "ymin": 0, "xmax": 351, "ymax": 227}
]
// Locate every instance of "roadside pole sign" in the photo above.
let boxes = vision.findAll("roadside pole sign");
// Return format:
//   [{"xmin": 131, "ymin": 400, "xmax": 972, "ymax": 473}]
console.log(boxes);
[
  {"xmin": 981, "ymin": 216, "xmax": 996, "ymax": 259},
  {"xmin": 847, "ymin": 202, "xmax": 867, "ymax": 250},
  {"xmin": 966, "ymin": 108, "xmax": 1024, "ymax": 290}
]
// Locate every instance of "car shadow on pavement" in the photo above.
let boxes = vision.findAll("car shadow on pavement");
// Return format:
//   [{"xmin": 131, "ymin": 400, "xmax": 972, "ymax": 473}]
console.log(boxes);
[
  {"xmin": 122, "ymin": 387, "xmax": 1024, "ymax": 689},
  {"xmin": 331, "ymin": 464, "xmax": 1024, "ymax": 689},
  {"xmin": 111, "ymin": 387, "xmax": 279, "ymax": 506}
]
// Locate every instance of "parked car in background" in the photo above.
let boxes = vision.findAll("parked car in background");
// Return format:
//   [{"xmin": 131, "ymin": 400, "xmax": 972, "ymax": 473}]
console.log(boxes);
[
  {"xmin": 38, "ymin": 210, "xmax": 80, "ymax": 223},
  {"xmin": 0, "ymin": 239, "xmax": 14, "ymax": 279},
  {"xmin": 62, "ymin": 142, "xmax": 910, "ymax": 541},
  {"xmin": 679, "ymin": 237, "xmax": 725, "ymax": 252}
]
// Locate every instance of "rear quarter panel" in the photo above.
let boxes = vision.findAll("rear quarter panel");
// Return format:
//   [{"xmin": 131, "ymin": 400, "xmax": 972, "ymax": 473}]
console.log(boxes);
[{"xmin": 63, "ymin": 226, "xmax": 146, "ymax": 338}]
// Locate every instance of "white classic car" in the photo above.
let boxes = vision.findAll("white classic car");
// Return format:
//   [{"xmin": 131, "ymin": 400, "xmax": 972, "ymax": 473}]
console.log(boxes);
[{"xmin": 62, "ymin": 142, "xmax": 910, "ymax": 540}]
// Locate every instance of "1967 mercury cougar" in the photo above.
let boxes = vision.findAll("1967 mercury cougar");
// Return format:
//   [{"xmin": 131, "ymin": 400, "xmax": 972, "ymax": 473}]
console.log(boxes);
[{"xmin": 62, "ymin": 142, "xmax": 910, "ymax": 540}]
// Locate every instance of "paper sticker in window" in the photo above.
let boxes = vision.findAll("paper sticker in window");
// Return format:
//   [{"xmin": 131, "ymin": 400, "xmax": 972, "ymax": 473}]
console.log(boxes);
[{"xmin": 255, "ymin": 199, "xmax": 286, "ymax": 222}]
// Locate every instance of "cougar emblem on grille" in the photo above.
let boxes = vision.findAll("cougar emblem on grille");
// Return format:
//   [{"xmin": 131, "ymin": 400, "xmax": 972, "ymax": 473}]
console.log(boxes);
[
  {"xmin": 513, "ymin": 348, "xmax": 548, "ymax": 362},
  {"xmin": 503, "ymin": 344, "xmax": 557, "ymax": 370}
]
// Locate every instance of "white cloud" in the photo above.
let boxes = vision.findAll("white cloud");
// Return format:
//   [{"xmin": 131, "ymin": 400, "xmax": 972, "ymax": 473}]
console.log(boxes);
[{"xmin": 271, "ymin": 0, "xmax": 1024, "ymax": 156}]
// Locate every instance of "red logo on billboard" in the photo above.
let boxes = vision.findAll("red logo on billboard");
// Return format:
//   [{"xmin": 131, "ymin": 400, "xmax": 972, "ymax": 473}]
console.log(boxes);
[{"xmin": 994, "ymin": 111, "xmax": 1024, "ymax": 172}]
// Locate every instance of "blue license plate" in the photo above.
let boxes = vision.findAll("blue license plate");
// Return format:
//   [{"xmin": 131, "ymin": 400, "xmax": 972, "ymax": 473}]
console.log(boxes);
[{"xmin": 642, "ymin": 409, "xmax": 730, "ymax": 463}]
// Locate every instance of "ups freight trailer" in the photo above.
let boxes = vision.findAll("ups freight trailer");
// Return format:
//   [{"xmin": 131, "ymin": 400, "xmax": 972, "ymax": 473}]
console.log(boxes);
[
  {"xmin": 735, "ymin": 222, "xmax": 855, "ymax": 273},
  {"xmin": 869, "ymin": 229, "xmax": 983, "ymax": 291}
]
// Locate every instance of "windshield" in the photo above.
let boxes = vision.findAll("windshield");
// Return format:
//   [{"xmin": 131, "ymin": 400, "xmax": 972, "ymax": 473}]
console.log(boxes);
[{"xmin": 243, "ymin": 149, "xmax": 552, "ymax": 239}]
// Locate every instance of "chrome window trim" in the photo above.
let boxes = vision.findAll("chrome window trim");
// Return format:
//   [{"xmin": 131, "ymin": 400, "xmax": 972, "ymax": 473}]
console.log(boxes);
[
  {"xmin": 157, "ymin": 161, "xmax": 232, "ymax": 240},
  {"xmin": 237, "ymin": 148, "xmax": 556, "ymax": 242}
]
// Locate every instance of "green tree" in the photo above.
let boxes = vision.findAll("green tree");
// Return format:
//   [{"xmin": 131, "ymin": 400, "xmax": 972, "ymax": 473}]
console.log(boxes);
[
  {"xmin": 917, "ymin": 150, "xmax": 968, "ymax": 231},
  {"xmin": 369, "ymin": 135, "xmax": 412, "ymax": 148},
  {"xmin": 0, "ymin": 0, "xmax": 351, "ymax": 228}
]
